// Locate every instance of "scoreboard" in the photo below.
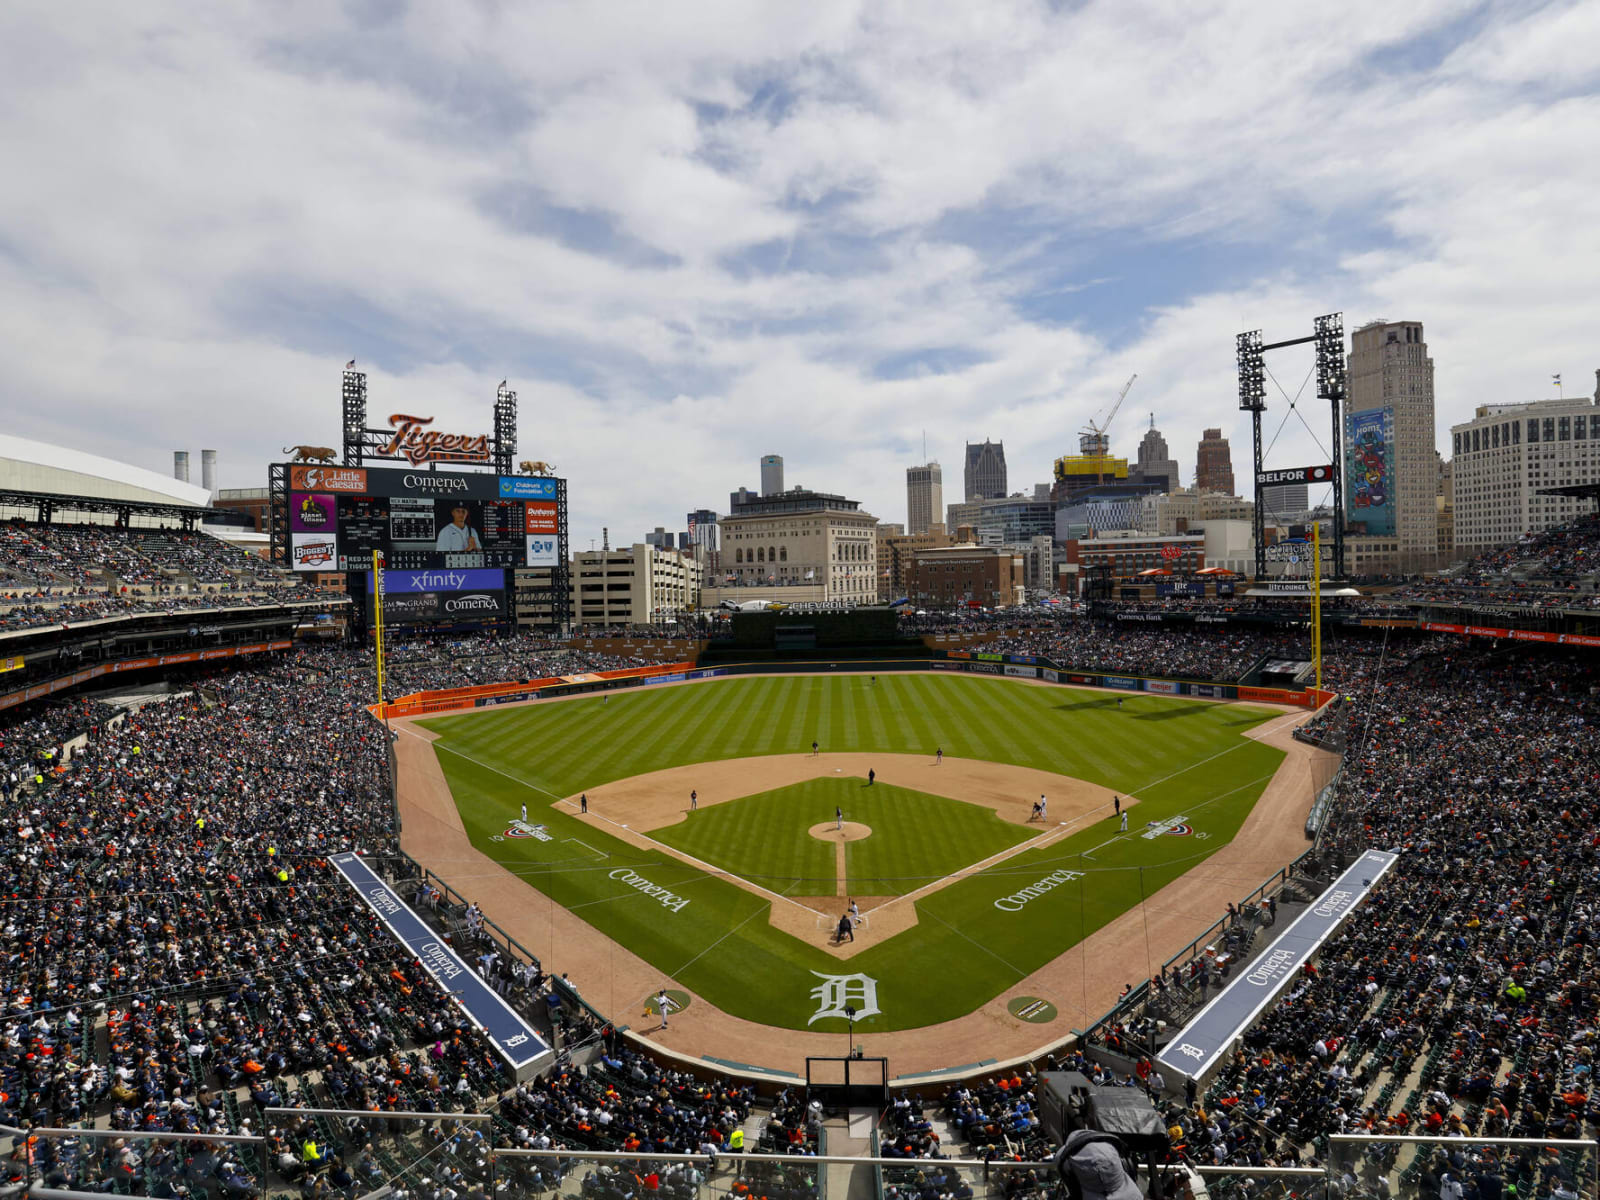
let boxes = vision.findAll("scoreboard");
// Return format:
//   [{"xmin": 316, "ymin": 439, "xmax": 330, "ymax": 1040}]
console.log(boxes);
[{"xmin": 285, "ymin": 464, "xmax": 563, "ymax": 573}]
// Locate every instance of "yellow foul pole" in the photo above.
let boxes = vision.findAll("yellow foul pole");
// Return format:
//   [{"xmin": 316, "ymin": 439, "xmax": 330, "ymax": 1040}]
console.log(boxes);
[
  {"xmin": 373, "ymin": 550, "xmax": 387, "ymax": 709},
  {"xmin": 1310, "ymin": 523, "xmax": 1323, "ymax": 697}
]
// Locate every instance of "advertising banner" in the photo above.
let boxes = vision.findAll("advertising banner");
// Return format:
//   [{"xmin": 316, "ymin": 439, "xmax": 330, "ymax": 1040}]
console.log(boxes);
[
  {"xmin": 290, "ymin": 493, "xmax": 337, "ymax": 532},
  {"xmin": 1042, "ymin": 668, "xmax": 1060, "ymax": 683},
  {"xmin": 1238, "ymin": 685, "xmax": 1302, "ymax": 704},
  {"xmin": 331, "ymin": 852, "xmax": 551, "ymax": 1074},
  {"xmin": 1003, "ymin": 664, "xmax": 1038, "ymax": 678},
  {"xmin": 1158, "ymin": 850, "xmax": 1397, "ymax": 1079},
  {"xmin": 1103, "ymin": 675, "xmax": 1140, "ymax": 690},
  {"xmin": 290, "ymin": 465, "xmax": 368, "ymax": 493},
  {"xmin": 525, "ymin": 534, "xmax": 560, "ymax": 566},
  {"xmin": 1144, "ymin": 679, "xmax": 1179, "ymax": 694},
  {"xmin": 369, "ymin": 568, "xmax": 506, "ymax": 594},
  {"xmin": 970, "ymin": 662, "xmax": 1000, "ymax": 674},
  {"xmin": 499, "ymin": 476, "xmax": 559, "ymax": 500},
  {"xmin": 381, "ymin": 592, "xmax": 442, "ymax": 622},
  {"xmin": 291, "ymin": 531, "xmax": 339, "ymax": 571},
  {"xmin": 1346, "ymin": 407, "xmax": 1395, "ymax": 535},
  {"xmin": 1190, "ymin": 684, "xmax": 1234, "ymax": 699},
  {"xmin": 1066, "ymin": 673, "xmax": 1098, "ymax": 686},
  {"xmin": 524, "ymin": 501, "xmax": 559, "ymax": 535}
]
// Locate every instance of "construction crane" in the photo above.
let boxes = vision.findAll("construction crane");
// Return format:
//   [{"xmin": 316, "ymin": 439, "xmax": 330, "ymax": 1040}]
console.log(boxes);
[{"xmin": 1078, "ymin": 374, "xmax": 1137, "ymax": 457}]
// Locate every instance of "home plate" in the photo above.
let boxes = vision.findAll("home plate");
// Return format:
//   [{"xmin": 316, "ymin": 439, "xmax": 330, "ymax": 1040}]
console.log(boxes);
[{"xmin": 835, "ymin": 768, "xmax": 841, "ymax": 773}]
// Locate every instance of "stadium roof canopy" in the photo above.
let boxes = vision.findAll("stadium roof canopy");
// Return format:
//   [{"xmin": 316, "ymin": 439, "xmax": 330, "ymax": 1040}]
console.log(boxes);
[{"xmin": 0, "ymin": 434, "xmax": 211, "ymax": 508}]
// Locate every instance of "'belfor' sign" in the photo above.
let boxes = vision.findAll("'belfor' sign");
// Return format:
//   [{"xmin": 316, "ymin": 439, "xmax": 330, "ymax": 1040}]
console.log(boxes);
[
  {"xmin": 1256, "ymin": 465, "xmax": 1333, "ymax": 486},
  {"xmin": 378, "ymin": 413, "xmax": 492, "ymax": 465}
]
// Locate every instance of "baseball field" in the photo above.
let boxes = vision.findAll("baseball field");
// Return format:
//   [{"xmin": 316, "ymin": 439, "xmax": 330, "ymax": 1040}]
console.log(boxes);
[{"xmin": 416, "ymin": 673, "xmax": 1289, "ymax": 1037}]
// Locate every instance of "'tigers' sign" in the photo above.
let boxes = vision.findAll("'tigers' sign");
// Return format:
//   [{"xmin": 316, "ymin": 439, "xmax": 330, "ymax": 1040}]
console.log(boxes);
[{"xmin": 378, "ymin": 413, "xmax": 493, "ymax": 465}]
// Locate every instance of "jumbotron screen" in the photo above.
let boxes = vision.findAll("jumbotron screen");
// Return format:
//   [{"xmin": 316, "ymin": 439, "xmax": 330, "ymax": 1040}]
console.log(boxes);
[{"xmin": 284, "ymin": 464, "xmax": 561, "ymax": 572}]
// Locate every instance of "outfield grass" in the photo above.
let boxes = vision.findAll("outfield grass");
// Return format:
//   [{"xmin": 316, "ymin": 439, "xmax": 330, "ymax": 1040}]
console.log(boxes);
[
  {"xmin": 652, "ymin": 776, "xmax": 1037, "ymax": 898},
  {"xmin": 421, "ymin": 674, "xmax": 1287, "ymax": 1034}
]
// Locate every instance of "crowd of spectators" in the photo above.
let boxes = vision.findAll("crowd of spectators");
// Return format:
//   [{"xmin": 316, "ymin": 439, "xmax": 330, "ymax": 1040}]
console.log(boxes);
[
  {"xmin": 0, "ymin": 586, "xmax": 342, "ymax": 633},
  {"xmin": 1066, "ymin": 639, "xmax": 1600, "ymax": 1190},
  {"xmin": 0, "ymin": 522, "xmax": 301, "ymax": 592}
]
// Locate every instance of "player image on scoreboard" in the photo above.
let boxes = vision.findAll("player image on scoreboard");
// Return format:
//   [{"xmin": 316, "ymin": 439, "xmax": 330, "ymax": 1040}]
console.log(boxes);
[{"xmin": 434, "ymin": 500, "xmax": 483, "ymax": 552}]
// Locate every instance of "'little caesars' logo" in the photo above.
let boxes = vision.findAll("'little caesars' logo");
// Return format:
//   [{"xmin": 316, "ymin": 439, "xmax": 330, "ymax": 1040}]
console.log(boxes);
[
  {"xmin": 504, "ymin": 820, "xmax": 552, "ymax": 842},
  {"xmin": 808, "ymin": 972, "xmax": 881, "ymax": 1026},
  {"xmin": 609, "ymin": 868, "xmax": 689, "ymax": 912}
]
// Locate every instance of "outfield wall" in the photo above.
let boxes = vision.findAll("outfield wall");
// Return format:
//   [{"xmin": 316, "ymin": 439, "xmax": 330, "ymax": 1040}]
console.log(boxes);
[{"xmin": 373, "ymin": 652, "xmax": 1326, "ymax": 720}]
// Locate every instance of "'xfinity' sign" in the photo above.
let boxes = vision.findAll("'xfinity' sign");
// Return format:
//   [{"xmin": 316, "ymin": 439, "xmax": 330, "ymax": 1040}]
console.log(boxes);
[{"xmin": 368, "ymin": 568, "xmax": 505, "ymax": 594}]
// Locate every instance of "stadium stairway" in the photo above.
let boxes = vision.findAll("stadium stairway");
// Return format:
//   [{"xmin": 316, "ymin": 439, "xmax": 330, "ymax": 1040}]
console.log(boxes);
[{"xmin": 820, "ymin": 1109, "xmax": 880, "ymax": 1200}]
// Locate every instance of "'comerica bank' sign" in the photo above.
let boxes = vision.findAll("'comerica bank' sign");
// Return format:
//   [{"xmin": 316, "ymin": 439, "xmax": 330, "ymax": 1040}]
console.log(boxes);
[
  {"xmin": 331, "ymin": 853, "xmax": 551, "ymax": 1078},
  {"xmin": 1156, "ymin": 849, "xmax": 1397, "ymax": 1080}
]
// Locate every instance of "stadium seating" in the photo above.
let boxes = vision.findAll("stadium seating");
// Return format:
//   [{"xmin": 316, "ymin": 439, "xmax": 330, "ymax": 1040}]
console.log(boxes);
[{"xmin": 7, "ymin": 514, "xmax": 1600, "ymax": 1195}]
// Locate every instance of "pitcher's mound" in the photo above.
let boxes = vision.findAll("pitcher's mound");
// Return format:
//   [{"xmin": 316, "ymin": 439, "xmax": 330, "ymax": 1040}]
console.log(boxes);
[{"xmin": 808, "ymin": 821, "xmax": 871, "ymax": 842}]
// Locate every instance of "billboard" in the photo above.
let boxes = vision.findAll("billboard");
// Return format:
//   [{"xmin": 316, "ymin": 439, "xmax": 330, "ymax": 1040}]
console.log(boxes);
[
  {"xmin": 282, "ymin": 464, "xmax": 565, "ymax": 572},
  {"xmin": 1345, "ymin": 408, "xmax": 1394, "ymax": 536},
  {"xmin": 369, "ymin": 568, "xmax": 506, "ymax": 625}
]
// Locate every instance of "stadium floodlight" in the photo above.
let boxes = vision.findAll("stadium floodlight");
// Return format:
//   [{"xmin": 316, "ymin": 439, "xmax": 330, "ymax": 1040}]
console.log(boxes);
[
  {"xmin": 1236, "ymin": 330, "xmax": 1265, "ymax": 411},
  {"xmin": 1314, "ymin": 312, "xmax": 1347, "ymax": 400}
]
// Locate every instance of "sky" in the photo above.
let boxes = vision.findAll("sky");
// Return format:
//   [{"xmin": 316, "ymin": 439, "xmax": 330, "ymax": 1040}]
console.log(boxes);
[{"xmin": 2, "ymin": 0, "xmax": 1597, "ymax": 551}]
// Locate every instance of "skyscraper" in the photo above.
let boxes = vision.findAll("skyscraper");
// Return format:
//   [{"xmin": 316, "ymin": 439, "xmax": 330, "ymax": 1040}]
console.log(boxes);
[
  {"xmin": 760, "ymin": 455, "xmax": 784, "ymax": 496},
  {"xmin": 686, "ymin": 509, "xmax": 719, "ymax": 552},
  {"xmin": 1260, "ymin": 483, "xmax": 1309, "ymax": 519},
  {"xmin": 1195, "ymin": 429, "xmax": 1235, "ymax": 494},
  {"xmin": 963, "ymin": 440, "xmax": 1007, "ymax": 500},
  {"xmin": 1130, "ymin": 416, "xmax": 1181, "ymax": 493},
  {"xmin": 906, "ymin": 462, "xmax": 943, "ymax": 535},
  {"xmin": 1347, "ymin": 320, "xmax": 1437, "ymax": 571}
]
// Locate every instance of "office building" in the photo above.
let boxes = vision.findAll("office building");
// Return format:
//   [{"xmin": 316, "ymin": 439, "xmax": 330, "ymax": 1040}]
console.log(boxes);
[
  {"xmin": 1260, "ymin": 483, "xmax": 1309, "ymax": 520},
  {"xmin": 686, "ymin": 509, "xmax": 719, "ymax": 552},
  {"xmin": 1195, "ymin": 429, "xmax": 1235, "ymax": 494},
  {"xmin": 973, "ymin": 496, "xmax": 1054, "ymax": 546},
  {"xmin": 1135, "ymin": 488, "xmax": 1255, "ymax": 536},
  {"xmin": 1051, "ymin": 451, "xmax": 1129, "ymax": 502},
  {"xmin": 715, "ymin": 488, "xmax": 878, "ymax": 603},
  {"xmin": 1347, "ymin": 320, "xmax": 1438, "ymax": 571},
  {"xmin": 570, "ymin": 543, "xmax": 703, "ymax": 626},
  {"xmin": 760, "ymin": 455, "xmax": 784, "ymax": 497},
  {"xmin": 906, "ymin": 461, "xmax": 943, "ymax": 535},
  {"xmin": 1129, "ymin": 417, "xmax": 1181, "ymax": 493},
  {"xmin": 963, "ymin": 440, "xmax": 1007, "ymax": 500},
  {"xmin": 945, "ymin": 499, "xmax": 981, "ymax": 536},
  {"xmin": 906, "ymin": 544, "xmax": 1024, "ymax": 608},
  {"xmin": 878, "ymin": 525, "xmax": 952, "ymax": 601},
  {"xmin": 1450, "ymin": 392, "xmax": 1600, "ymax": 555}
]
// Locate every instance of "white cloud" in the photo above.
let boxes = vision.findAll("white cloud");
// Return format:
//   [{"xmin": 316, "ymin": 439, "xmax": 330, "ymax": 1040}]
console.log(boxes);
[{"xmin": 0, "ymin": 0, "xmax": 1593, "ymax": 556}]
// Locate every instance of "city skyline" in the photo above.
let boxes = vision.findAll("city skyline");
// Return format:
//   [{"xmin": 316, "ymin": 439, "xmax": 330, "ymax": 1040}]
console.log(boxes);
[{"xmin": 1, "ymin": 3, "xmax": 1596, "ymax": 553}]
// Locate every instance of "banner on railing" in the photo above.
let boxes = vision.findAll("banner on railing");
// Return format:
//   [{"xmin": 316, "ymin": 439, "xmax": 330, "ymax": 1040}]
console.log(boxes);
[
  {"xmin": 331, "ymin": 852, "xmax": 553, "ymax": 1078},
  {"xmin": 1157, "ymin": 849, "xmax": 1398, "ymax": 1080}
]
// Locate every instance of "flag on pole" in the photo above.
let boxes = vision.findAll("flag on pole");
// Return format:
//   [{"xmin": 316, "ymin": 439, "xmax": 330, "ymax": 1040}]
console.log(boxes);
[{"xmin": 346, "ymin": 359, "xmax": 357, "ymax": 369}]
